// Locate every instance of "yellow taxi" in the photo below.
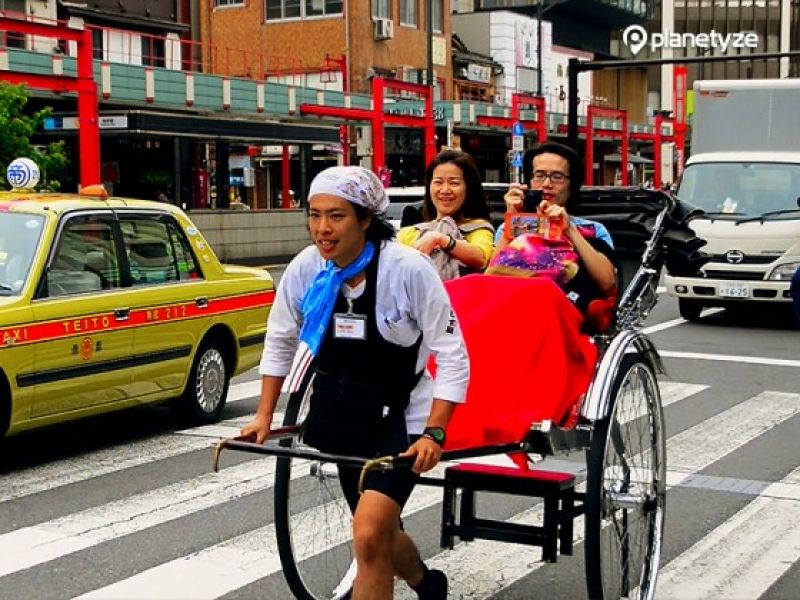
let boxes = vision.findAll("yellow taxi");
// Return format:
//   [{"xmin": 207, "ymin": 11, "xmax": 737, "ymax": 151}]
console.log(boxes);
[{"xmin": 0, "ymin": 184, "xmax": 274, "ymax": 438}]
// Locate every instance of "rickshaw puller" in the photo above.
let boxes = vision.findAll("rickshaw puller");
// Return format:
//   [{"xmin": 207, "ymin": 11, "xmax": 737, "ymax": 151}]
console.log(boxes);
[{"xmin": 242, "ymin": 166, "xmax": 469, "ymax": 600}]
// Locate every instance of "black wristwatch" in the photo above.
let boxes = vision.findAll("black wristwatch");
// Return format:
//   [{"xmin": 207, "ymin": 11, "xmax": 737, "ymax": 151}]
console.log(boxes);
[{"xmin": 422, "ymin": 426, "xmax": 446, "ymax": 446}]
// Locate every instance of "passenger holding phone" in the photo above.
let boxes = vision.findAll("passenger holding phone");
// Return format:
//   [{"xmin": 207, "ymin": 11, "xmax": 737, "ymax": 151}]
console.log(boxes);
[{"xmin": 491, "ymin": 142, "xmax": 617, "ymax": 327}]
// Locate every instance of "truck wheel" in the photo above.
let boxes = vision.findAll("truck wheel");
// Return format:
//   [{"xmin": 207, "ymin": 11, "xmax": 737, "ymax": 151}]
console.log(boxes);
[
  {"xmin": 678, "ymin": 299, "xmax": 703, "ymax": 321},
  {"xmin": 174, "ymin": 340, "xmax": 230, "ymax": 424}
]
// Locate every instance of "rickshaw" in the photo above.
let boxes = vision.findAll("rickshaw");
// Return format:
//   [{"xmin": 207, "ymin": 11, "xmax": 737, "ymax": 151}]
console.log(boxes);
[{"xmin": 213, "ymin": 192, "xmax": 707, "ymax": 600}]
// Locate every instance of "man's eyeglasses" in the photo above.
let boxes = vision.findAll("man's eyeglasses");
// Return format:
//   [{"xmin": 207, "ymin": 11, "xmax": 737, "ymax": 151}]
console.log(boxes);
[{"xmin": 531, "ymin": 170, "xmax": 570, "ymax": 183}]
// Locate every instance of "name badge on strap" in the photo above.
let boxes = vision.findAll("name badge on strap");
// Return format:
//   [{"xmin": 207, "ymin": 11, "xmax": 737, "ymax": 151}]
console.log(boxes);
[
  {"xmin": 333, "ymin": 313, "xmax": 367, "ymax": 339},
  {"xmin": 333, "ymin": 297, "xmax": 366, "ymax": 340}
]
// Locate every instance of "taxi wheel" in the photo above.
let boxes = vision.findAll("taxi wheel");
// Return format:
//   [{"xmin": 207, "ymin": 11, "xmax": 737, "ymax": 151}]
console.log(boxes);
[{"xmin": 176, "ymin": 341, "xmax": 230, "ymax": 424}]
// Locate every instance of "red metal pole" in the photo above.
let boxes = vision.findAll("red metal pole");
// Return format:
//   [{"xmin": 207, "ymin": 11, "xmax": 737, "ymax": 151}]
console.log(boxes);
[
  {"xmin": 621, "ymin": 112, "xmax": 629, "ymax": 186},
  {"xmin": 77, "ymin": 27, "xmax": 100, "ymax": 187},
  {"xmin": 653, "ymin": 113, "xmax": 662, "ymax": 187},
  {"xmin": 371, "ymin": 77, "xmax": 385, "ymax": 174},
  {"xmin": 585, "ymin": 107, "xmax": 594, "ymax": 186},
  {"xmin": 339, "ymin": 54, "xmax": 349, "ymax": 166},
  {"xmin": 424, "ymin": 83, "xmax": 436, "ymax": 166}
]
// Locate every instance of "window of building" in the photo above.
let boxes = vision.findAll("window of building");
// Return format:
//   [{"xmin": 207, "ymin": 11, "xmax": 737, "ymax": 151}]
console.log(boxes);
[
  {"xmin": 214, "ymin": 0, "xmax": 245, "ymax": 6},
  {"xmin": 400, "ymin": 0, "xmax": 417, "ymax": 26},
  {"xmin": 516, "ymin": 66, "xmax": 538, "ymax": 94},
  {"xmin": 266, "ymin": 0, "xmax": 342, "ymax": 20},
  {"xmin": 372, "ymin": 0, "xmax": 391, "ymax": 19},
  {"xmin": 432, "ymin": 0, "xmax": 443, "ymax": 33}
]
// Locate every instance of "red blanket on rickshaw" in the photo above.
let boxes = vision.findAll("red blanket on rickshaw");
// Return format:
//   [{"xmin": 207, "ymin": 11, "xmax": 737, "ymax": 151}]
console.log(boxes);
[{"xmin": 440, "ymin": 275, "xmax": 597, "ymax": 453}]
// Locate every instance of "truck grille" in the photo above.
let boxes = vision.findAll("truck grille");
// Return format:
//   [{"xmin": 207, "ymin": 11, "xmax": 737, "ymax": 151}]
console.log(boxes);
[
  {"xmin": 708, "ymin": 254, "xmax": 778, "ymax": 265},
  {"xmin": 702, "ymin": 270, "xmax": 765, "ymax": 281}
]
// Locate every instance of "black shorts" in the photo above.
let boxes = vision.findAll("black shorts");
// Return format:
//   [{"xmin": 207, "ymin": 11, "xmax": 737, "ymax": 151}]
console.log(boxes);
[{"xmin": 337, "ymin": 411, "xmax": 421, "ymax": 513}]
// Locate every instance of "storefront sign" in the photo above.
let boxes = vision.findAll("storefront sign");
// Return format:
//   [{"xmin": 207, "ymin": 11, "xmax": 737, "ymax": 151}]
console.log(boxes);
[
  {"xmin": 466, "ymin": 63, "xmax": 491, "ymax": 83},
  {"xmin": 44, "ymin": 115, "xmax": 129, "ymax": 130},
  {"xmin": 385, "ymin": 106, "xmax": 446, "ymax": 122}
]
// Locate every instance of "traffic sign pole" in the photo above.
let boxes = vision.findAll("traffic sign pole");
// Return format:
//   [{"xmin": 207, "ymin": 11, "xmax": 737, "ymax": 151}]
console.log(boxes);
[{"xmin": 511, "ymin": 121, "xmax": 525, "ymax": 182}]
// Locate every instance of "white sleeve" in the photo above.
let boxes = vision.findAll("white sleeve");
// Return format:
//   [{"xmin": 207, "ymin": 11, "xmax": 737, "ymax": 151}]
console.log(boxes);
[
  {"xmin": 407, "ymin": 260, "xmax": 470, "ymax": 403},
  {"xmin": 258, "ymin": 251, "xmax": 312, "ymax": 377}
]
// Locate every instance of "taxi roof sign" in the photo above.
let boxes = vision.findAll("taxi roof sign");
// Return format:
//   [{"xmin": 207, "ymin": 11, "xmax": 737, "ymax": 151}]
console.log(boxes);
[{"xmin": 7, "ymin": 158, "xmax": 40, "ymax": 190}]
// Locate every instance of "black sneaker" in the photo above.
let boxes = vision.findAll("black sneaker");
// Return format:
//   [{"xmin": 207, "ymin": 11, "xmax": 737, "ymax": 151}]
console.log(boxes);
[{"xmin": 415, "ymin": 568, "xmax": 448, "ymax": 600}]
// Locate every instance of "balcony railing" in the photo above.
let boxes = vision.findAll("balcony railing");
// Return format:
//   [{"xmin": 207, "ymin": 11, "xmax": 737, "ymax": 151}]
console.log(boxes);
[{"xmin": 0, "ymin": 12, "xmax": 305, "ymax": 85}]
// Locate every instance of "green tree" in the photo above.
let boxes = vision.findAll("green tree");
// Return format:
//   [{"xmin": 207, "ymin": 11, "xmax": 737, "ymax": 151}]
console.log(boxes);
[{"xmin": 0, "ymin": 81, "xmax": 68, "ymax": 190}]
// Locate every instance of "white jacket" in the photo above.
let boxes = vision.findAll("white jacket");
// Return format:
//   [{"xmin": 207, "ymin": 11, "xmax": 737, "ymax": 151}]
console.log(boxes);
[{"xmin": 259, "ymin": 240, "xmax": 470, "ymax": 434}]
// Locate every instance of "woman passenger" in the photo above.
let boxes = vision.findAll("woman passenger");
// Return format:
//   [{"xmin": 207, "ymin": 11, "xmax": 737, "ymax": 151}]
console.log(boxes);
[{"xmin": 397, "ymin": 150, "xmax": 494, "ymax": 280}]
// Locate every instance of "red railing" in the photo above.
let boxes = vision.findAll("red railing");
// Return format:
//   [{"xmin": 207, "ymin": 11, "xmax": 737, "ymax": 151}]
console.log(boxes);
[{"xmin": 0, "ymin": 12, "xmax": 304, "ymax": 84}]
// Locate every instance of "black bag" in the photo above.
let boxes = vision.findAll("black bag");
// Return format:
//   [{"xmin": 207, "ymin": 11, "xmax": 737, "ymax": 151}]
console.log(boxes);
[{"xmin": 301, "ymin": 373, "xmax": 402, "ymax": 457}]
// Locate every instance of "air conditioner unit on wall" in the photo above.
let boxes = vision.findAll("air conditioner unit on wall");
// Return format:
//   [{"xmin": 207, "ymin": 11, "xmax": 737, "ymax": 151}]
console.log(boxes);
[{"xmin": 374, "ymin": 18, "xmax": 394, "ymax": 41}]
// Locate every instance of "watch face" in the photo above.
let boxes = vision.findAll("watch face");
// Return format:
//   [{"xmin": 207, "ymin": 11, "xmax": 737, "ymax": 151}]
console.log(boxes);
[{"xmin": 426, "ymin": 427, "xmax": 445, "ymax": 443}]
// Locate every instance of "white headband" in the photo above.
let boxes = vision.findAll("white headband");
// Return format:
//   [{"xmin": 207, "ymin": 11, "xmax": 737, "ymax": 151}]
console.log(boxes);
[{"xmin": 308, "ymin": 166, "xmax": 389, "ymax": 215}]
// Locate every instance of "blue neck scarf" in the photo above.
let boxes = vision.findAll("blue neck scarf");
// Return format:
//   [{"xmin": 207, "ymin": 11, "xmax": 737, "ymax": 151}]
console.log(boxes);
[{"xmin": 299, "ymin": 241, "xmax": 376, "ymax": 355}]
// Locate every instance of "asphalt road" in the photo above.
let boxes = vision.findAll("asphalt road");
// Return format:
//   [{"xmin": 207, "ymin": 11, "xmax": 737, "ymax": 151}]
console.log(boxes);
[{"xmin": 0, "ymin": 274, "xmax": 799, "ymax": 599}]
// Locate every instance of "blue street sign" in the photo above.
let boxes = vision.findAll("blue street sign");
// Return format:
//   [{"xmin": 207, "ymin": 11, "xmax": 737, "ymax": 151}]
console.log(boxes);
[
  {"xmin": 512, "ymin": 152, "xmax": 523, "ymax": 168},
  {"xmin": 512, "ymin": 121, "xmax": 524, "ymax": 136}
]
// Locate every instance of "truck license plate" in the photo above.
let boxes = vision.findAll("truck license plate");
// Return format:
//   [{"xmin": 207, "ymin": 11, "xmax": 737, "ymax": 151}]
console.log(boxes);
[{"xmin": 719, "ymin": 284, "xmax": 750, "ymax": 298}]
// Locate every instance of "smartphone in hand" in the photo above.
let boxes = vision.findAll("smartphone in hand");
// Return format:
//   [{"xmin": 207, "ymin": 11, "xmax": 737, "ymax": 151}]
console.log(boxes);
[{"xmin": 523, "ymin": 189, "xmax": 543, "ymax": 213}]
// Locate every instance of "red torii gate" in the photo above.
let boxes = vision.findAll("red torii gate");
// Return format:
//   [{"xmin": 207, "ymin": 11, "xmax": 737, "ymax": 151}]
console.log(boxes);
[
  {"xmin": 475, "ymin": 93, "xmax": 547, "ymax": 145},
  {"xmin": 300, "ymin": 77, "xmax": 436, "ymax": 176},
  {"xmin": 586, "ymin": 105, "xmax": 628, "ymax": 186},
  {"xmin": 557, "ymin": 106, "xmax": 629, "ymax": 185},
  {"xmin": 0, "ymin": 15, "xmax": 100, "ymax": 187}
]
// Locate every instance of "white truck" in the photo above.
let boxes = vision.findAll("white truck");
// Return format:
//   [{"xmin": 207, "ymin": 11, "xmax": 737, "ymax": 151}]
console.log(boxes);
[{"xmin": 665, "ymin": 79, "xmax": 800, "ymax": 320}]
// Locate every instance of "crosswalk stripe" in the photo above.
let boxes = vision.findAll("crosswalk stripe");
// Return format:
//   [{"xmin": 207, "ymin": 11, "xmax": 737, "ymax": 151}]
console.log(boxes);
[
  {"xmin": 656, "ymin": 465, "xmax": 800, "ymax": 599},
  {"xmin": 75, "ymin": 386, "xmax": 795, "ymax": 600},
  {"xmin": 0, "ymin": 456, "xmax": 288, "ymax": 578},
  {"xmin": 394, "ymin": 390, "xmax": 800, "ymax": 599},
  {"xmin": 75, "ymin": 465, "xmax": 449, "ymax": 600},
  {"xmin": 0, "ymin": 380, "xmax": 264, "ymax": 503},
  {"xmin": 226, "ymin": 379, "xmax": 261, "ymax": 404},
  {"xmin": 667, "ymin": 391, "xmax": 800, "ymax": 475},
  {"xmin": 660, "ymin": 351, "xmax": 800, "ymax": 369}
]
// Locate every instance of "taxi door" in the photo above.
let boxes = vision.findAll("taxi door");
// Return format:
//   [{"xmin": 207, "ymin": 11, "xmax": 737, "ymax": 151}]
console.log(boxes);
[
  {"xmin": 30, "ymin": 212, "xmax": 136, "ymax": 417},
  {"xmin": 113, "ymin": 211, "xmax": 210, "ymax": 401}
]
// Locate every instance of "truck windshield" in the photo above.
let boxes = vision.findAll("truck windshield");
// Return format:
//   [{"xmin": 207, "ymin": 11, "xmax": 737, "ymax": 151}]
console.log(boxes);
[
  {"xmin": 0, "ymin": 213, "xmax": 45, "ymax": 295},
  {"xmin": 676, "ymin": 162, "xmax": 800, "ymax": 219}
]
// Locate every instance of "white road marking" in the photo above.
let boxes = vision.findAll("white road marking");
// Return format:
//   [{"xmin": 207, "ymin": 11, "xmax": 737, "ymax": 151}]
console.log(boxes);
[
  {"xmin": 0, "ymin": 380, "xmax": 263, "ymax": 503},
  {"xmin": 660, "ymin": 350, "xmax": 800, "ymax": 369},
  {"xmin": 656, "ymin": 466, "xmax": 800, "ymax": 599},
  {"xmin": 642, "ymin": 308, "xmax": 722, "ymax": 334},
  {"xmin": 76, "ymin": 388, "xmax": 799, "ymax": 600},
  {"xmin": 75, "ymin": 466, "xmax": 448, "ymax": 600},
  {"xmin": 0, "ymin": 457, "xmax": 284, "ymax": 578},
  {"xmin": 226, "ymin": 379, "xmax": 261, "ymax": 403},
  {"xmin": 394, "ymin": 390, "xmax": 800, "ymax": 599}
]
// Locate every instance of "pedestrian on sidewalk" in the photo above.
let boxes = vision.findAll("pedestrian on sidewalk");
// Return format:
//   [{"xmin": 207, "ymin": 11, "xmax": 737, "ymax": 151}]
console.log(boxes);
[{"xmin": 241, "ymin": 165, "xmax": 469, "ymax": 599}]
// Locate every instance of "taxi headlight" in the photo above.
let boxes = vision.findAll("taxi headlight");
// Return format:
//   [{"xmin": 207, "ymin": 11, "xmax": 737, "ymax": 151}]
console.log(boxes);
[{"xmin": 767, "ymin": 261, "xmax": 800, "ymax": 281}]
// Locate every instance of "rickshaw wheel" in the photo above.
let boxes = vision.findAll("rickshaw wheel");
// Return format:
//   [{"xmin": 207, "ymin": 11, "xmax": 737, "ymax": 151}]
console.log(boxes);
[
  {"xmin": 584, "ymin": 353, "xmax": 666, "ymax": 600},
  {"xmin": 274, "ymin": 375, "xmax": 357, "ymax": 600}
]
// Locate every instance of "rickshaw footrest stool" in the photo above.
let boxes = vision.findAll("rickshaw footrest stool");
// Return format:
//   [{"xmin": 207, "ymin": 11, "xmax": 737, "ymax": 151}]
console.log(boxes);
[{"xmin": 440, "ymin": 463, "xmax": 579, "ymax": 563}]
